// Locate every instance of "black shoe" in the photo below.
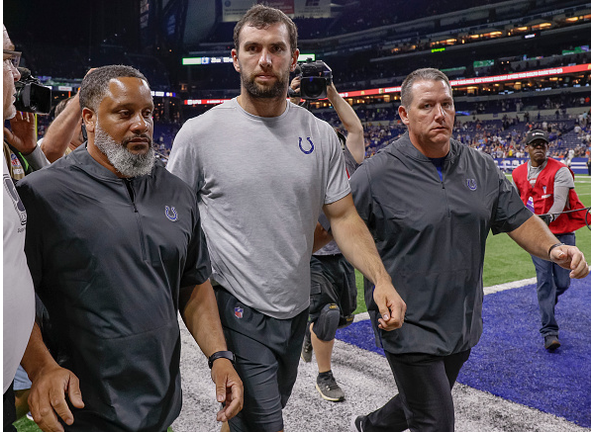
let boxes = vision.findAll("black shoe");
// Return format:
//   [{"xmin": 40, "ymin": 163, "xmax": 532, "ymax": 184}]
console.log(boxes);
[
  {"xmin": 351, "ymin": 415, "xmax": 365, "ymax": 431},
  {"xmin": 301, "ymin": 324, "xmax": 312, "ymax": 362},
  {"xmin": 316, "ymin": 371, "xmax": 345, "ymax": 402},
  {"xmin": 544, "ymin": 335, "xmax": 561, "ymax": 351}
]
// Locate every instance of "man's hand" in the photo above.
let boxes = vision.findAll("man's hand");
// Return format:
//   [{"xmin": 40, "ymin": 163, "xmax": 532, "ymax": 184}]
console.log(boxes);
[
  {"xmin": 373, "ymin": 280, "xmax": 406, "ymax": 331},
  {"xmin": 28, "ymin": 364, "xmax": 84, "ymax": 432},
  {"xmin": 211, "ymin": 359, "xmax": 243, "ymax": 422},
  {"xmin": 5, "ymin": 111, "xmax": 37, "ymax": 155},
  {"xmin": 550, "ymin": 245, "xmax": 589, "ymax": 279},
  {"xmin": 289, "ymin": 76, "xmax": 301, "ymax": 105}
]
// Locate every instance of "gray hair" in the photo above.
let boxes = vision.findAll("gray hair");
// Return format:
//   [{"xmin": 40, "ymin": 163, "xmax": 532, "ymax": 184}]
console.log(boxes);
[
  {"xmin": 79, "ymin": 65, "xmax": 148, "ymax": 112},
  {"xmin": 400, "ymin": 68, "xmax": 452, "ymax": 108}
]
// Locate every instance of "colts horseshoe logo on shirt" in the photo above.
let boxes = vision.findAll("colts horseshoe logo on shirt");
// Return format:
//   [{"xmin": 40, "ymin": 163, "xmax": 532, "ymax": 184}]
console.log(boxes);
[
  {"xmin": 165, "ymin": 205, "xmax": 178, "ymax": 222},
  {"xmin": 299, "ymin": 137, "xmax": 315, "ymax": 154}
]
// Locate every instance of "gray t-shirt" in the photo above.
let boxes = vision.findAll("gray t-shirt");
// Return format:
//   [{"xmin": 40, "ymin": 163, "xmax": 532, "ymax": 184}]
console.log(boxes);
[
  {"xmin": 315, "ymin": 145, "xmax": 360, "ymax": 256},
  {"xmin": 3, "ymin": 157, "xmax": 35, "ymax": 392},
  {"xmin": 517, "ymin": 159, "xmax": 574, "ymax": 219},
  {"xmin": 526, "ymin": 159, "xmax": 574, "ymax": 188},
  {"xmin": 168, "ymin": 98, "xmax": 350, "ymax": 319}
]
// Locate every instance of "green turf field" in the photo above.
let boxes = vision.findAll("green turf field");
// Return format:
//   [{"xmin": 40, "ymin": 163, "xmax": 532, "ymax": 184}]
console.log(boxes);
[{"xmin": 14, "ymin": 176, "xmax": 591, "ymax": 432}]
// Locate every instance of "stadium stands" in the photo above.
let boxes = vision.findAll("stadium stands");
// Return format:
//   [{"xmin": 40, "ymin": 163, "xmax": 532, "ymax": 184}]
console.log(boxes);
[{"xmin": 8, "ymin": 0, "xmax": 590, "ymax": 165}]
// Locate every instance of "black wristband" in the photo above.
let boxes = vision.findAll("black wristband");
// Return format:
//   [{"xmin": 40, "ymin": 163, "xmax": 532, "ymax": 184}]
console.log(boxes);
[
  {"xmin": 547, "ymin": 242, "xmax": 565, "ymax": 258},
  {"xmin": 208, "ymin": 351, "xmax": 235, "ymax": 369}
]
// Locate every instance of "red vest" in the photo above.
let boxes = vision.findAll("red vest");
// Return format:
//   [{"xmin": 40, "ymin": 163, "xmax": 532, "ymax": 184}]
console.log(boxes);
[{"xmin": 512, "ymin": 158, "xmax": 589, "ymax": 234}]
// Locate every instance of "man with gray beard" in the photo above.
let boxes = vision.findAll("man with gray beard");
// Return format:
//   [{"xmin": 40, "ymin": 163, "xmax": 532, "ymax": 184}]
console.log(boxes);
[
  {"xmin": 93, "ymin": 119, "xmax": 155, "ymax": 177},
  {"xmin": 16, "ymin": 65, "xmax": 243, "ymax": 432}
]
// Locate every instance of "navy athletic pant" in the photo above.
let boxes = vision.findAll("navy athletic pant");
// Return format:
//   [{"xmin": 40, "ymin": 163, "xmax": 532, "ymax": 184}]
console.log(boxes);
[
  {"xmin": 361, "ymin": 349, "xmax": 471, "ymax": 432},
  {"xmin": 531, "ymin": 232, "xmax": 575, "ymax": 337}
]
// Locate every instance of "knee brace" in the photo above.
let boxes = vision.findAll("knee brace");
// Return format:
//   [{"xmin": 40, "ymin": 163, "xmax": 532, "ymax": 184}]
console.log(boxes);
[{"xmin": 312, "ymin": 303, "xmax": 340, "ymax": 341}]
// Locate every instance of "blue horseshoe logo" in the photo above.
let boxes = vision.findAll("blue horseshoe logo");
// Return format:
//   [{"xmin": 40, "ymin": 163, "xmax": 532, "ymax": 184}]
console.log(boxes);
[
  {"xmin": 299, "ymin": 137, "xmax": 315, "ymax": 154},
  {"xmin": 165, "ymin": 206, "xmax": 178, "ymax": 222}
]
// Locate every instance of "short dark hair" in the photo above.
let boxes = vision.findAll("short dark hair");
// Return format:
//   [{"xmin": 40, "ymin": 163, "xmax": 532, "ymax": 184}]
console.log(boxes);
[
  {"xmin": 79, "ymin": 65, "xmax": 148, "ymax": 112},
  {"xmin": 233, "ymin": 4, "xmax": 298, "ymax": 54},
  {"xmin": 400, "ymin": 68, "xmax": 452, "ymax": 108}
]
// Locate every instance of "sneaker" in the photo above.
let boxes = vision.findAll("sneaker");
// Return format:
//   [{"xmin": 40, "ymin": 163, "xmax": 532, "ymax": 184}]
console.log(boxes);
[
  {"xmin": 301, "ymin": 325, "xmax": 312, "ymax": 362},
  {"xmin": 544, "ymin": 335, "xmax": 561, "ymax": 351},
  {"xmin": 316, "ymin": 371, "xmax": 345, "ymax": 402},
  {"xmin": 351, "ymin": 415, "xmax": 365, "ymax": 431}
]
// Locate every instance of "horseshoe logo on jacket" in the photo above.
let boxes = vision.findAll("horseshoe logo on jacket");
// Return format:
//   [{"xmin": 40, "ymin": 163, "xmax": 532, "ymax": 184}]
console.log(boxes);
[{"xmin": 165, "ymin": 206, "xmax": 178, "ymax": 222}]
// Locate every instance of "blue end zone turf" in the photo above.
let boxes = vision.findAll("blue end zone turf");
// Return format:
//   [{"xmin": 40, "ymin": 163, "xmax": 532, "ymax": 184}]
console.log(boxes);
[
  {"xmin": 336, "ymin": 319, "xmax": 384, "ymax": 356},
  {"xmin": 336, "ymin": 277, "xmax": 591, "ymax": 427},
  {"xmin": 458, "ymin": 277, "xmax": 591, "ymax": 427}
]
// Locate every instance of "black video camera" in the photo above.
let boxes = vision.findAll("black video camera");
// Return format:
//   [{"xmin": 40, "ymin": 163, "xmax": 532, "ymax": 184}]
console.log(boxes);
[
  {"xmin": 14, "ymin": 67, "xmax": 52, "ymax": 114},
  {"xmin": 298, "ymin": 59, "xmax": 332, "ymax": 100}
]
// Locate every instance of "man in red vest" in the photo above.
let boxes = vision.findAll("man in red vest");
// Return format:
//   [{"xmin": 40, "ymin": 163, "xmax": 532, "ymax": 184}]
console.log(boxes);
[{"xmin": 512, "ymin": 129, "xmax": 589, "ymax": 351}]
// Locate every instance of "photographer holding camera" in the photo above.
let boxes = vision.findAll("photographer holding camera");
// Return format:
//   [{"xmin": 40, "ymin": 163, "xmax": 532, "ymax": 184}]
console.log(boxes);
[
  {"xmin": 4, "ymin": 59, "xmax": 52, "ymax": 180},
  {"xmin": 290, "ymin": 65, "xmax": 365, "ymax": 402}
]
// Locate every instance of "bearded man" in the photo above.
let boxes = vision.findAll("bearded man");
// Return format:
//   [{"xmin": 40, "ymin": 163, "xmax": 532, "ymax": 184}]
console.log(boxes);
[
  {"xmin": 167, "ymin": 6, "xmax": 404, "ymax": 432},
  {"xmin": 16, "ymin": 65, "xmax": 243, "ymax": 432}
]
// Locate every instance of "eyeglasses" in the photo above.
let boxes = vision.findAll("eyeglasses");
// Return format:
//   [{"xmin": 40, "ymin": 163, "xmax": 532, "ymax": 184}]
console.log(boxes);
[
  {"xmin": 528, "ymin": 141, "xmax": 548, "ymax": 148},
  {"xmin": 3, "ymin": 49, "xmax": 21, "ymax": 68}
]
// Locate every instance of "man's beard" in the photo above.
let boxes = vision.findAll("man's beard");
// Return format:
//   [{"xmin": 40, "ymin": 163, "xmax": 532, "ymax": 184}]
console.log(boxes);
[
  {"xmin": 241, "ymin": 68, "xmax": 289, "ymax": 99},
  {"xmin": 94, "ymin": 123, "xmax": 155, "ymax": 177}
]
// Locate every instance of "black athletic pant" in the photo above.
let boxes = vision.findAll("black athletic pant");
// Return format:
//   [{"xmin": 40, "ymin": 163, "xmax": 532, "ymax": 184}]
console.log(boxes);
[
  {"xmin": 362, "ymin": 349, "xmax": 471, "ymax": 432},
  {"xmin": 3, "ymin": 382, "xmax": 17, "ymax": 432}
]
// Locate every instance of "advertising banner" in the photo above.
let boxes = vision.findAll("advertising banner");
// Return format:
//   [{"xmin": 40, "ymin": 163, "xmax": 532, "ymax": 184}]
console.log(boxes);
[{"xmin": 494, "ymin": 158, "xmax": 589, "ymax": 175}]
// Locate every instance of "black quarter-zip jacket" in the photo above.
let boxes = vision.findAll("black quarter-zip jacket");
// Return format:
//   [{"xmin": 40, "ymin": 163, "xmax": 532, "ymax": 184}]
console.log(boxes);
[
  {"xmin": 17, "ymin": 145, "xmax": 211, "ymax": 432},
  {"xmin": 351, "ymin": 133, "xmax": 531, "ymax": 356}
]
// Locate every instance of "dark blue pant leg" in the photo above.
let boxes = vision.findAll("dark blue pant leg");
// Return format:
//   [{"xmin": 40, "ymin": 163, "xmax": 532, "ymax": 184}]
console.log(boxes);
[{"xmin": 532, "ymin": 233, "xmax": 575, "ymax": 337}]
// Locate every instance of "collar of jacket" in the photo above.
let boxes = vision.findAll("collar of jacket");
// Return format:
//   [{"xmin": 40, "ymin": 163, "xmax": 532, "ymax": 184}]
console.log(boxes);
[{"xmin": 387, "ymin": 131, "xmax": 461, "ymax": 165}]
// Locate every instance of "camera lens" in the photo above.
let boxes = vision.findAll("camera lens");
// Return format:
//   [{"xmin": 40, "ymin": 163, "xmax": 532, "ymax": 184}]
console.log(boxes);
[{"xmin": 301, "ymin": 77, "xmax": 327, "ymax": 100}]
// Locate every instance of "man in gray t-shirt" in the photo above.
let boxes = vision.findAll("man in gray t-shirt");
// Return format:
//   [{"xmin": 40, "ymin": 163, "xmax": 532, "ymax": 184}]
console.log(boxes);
[{"xmin": 168, "ymin": 5, "xmax": 405, "ymax": 432}]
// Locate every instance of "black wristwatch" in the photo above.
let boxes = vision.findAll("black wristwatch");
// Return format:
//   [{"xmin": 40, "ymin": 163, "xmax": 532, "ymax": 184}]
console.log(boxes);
[
  {"xmin": 547, "ymin": 242, "xmax": 565, "ymax": 258},
  {"xmin": 208, "ymin": 351, "xmax": 235, "ymax": 369}
]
